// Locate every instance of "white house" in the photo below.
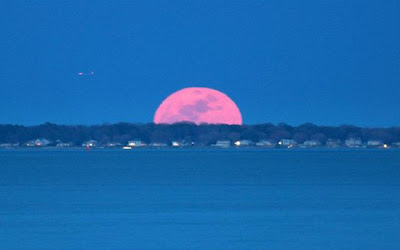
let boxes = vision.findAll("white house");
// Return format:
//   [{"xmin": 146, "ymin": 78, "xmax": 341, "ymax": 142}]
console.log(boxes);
[
  {"xmin": 367, "ymin": 140, "xmax": 383, "ymax": 147},
  {"xmin": 345, "ymin": 138, "xmax": 363, "ymax": 147},
  {"xmin": 150, "ymin": 142, "xmax": 168, "ymax": 147},
  {"xmin": 256, "ymin": 140, "xmax": 276, "ymax": 147},
  {"xmin": 278, "ymin": 139, "xmax": 297, "ymax": 147},
  {"xmin": 212, "ymin": 140, "xmax": 231, "ymax": 148},
  {"xmin": 303, "ymin": 140, "xmax": 320, "ymax": 147},
  {"xmin": 234, "ymin": 140, "xmax": 255, "ymax": 147},
  {"xmin": 26, "ymin": 138, "xmax": 50, "ymax": 147},
  {"xmin": 127, "ymin": 140, "xmax": 146, "ymax": 147},
  {"xmin": 82, "ymin": 140, "xmax": 99, "ymax": 147},
  {"xmin": 56, "ymin": 142, "xmax": 73, "ymax": 147}
]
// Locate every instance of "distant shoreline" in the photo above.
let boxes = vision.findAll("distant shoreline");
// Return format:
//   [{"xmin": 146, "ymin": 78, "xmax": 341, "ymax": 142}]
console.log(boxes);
[
  {"xmin": 0, "ymin": 146, "xmax": 398, "ymax": 151},
  {"xmin": 1, "ymin": 122, "xmax": 399, "ymax": 149}
]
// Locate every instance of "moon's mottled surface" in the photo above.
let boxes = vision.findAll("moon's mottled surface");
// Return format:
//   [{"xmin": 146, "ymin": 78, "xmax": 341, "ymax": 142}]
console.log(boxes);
[{"xmin": 154, "ymin": 87, "xmax": 242, "ymax": 125}]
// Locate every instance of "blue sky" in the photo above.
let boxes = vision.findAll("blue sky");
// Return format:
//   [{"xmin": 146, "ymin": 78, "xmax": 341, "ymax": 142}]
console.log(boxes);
[{"xmin": 0, "ymin": 0, "xmax": 399, "ymax": 126}]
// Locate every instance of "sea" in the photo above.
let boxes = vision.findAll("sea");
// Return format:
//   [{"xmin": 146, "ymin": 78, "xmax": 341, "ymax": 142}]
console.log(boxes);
[{"xmin": 0, "ymin": 148, "xmax": 399, "ymax": 249}]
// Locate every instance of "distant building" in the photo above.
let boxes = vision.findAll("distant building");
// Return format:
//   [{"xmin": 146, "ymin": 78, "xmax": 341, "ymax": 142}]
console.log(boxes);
[
  {"xmin": 171, "ymin": 140, "xmax": 191, "ymax": 147},
  {"xmin": 367, "ymin": 140, "xmax": 383, "ymax": 147},
  {"xmin": 25, "ymin": 141, "xmax": 36, "ymax": 147},
  {"xmin": 278, "ymin": 139, "xmax": 297, "ymax": 148},
  {"xmin": 150, "ymin": 142, "xmax": 168, "ymax": 147},
  {"xmin": 303, "ymin": 140, "xmax": 321, "ymax": 147},
  {"xmin": 106, "ymin": 142, "xmax": 122, "ymax": 147},
  {"xmin": 345, "ymin": 138, "xmax": 363, "ymax": 148},
  {"xmin": 0, "ymin": 142, "xmax": 19, "ymax": 148},
  {"xmin": 212, "ymin": 140, "xmax": 231, "ymax": 148},
  {"xmin": 392, "ymin": 142, "xmax": 400, "ymax": 148},
  {"xmin": 82, "ymin": 140, "xmax": 99, "ymax": 147},
  {"xmin": 234, "ymin": 140, "xmax": 255, "ymax": 147},
  {"xmin": 26, "ymin": 138, "xmax": 50, "ymax": 147},
  {"xmin": 256, "ymin": 140, "xmax": 276, "ymax": 148},
  {"xmin": 326, "ymin": 139, "xmax": 341, "ymax": 148},
  {"xmin": 127, "ymin": 140, "xmax": 146, "ymax": 147},
  {"xmin": 56, "ymin": 142, "xmax": 73, "ymax": 147}
]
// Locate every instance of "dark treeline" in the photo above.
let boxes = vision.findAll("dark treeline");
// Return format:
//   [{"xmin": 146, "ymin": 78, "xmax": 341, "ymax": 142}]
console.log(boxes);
[{"xmin": 1, "ymin": 122, "xmax": 400, "ymax": 146}]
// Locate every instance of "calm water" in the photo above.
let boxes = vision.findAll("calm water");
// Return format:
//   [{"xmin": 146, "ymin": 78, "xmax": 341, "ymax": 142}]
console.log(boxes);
[{"xmin": 1, "ymin": 149, "xmax": 400, "ymax": 249}]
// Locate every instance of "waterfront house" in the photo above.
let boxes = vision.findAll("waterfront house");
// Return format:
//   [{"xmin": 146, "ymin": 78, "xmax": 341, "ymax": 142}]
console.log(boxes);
[
  {"xmin": 326, "ymin": 139, "xmax": 341, "ymax": 148},
  {"xmin": 256, "ymin": 140, "xmax": 276, "ymax": 147},
  {"xmin": 234, "ymin": 140, "xmax": 255, "ymax": 147},
  {"xmin": 150, "ymin": 142, "xmax": 168, "ymax": 147},
  {"xmin": 367, "ymin": 140, "xmax": 383, "ymax": 147},
  {"xmin": 171, "ymin": 140, "xmax": 191, "ymax": 147},
  {"xmin": 127, "ymin": 140, "xmax": 146, "ymax": 147},
  {"xmin": 82, "ymin": 140, "xmax": 99, "ymax": 147},
  {"xmin": 392, "ymin": 142, "xmax": 400, "ymax": 147},
  {"xmin": 0, "ymin": 142, "xmax": 19, "ymax": 148},
  {"xmin": 212, "ymin": 140, "xmax": 231, "ymax": 148},
  {"xmin": 303, "ymin": 140, "xmax": 321, "ymax": 147},
  {"xmin": 345, "ymin": 138, "xmax": 363, "ymax": 148},
  {"xmin": 278, "ymin": 139, "xmax": 297, "ymax": 147},
  {"xmin": 26, "ymin": 138, "xmax": 50, "ymax": 147},
  {"xmin": 56, "ymin": 142, "xmax": 74, "ymax": 147},
  {"xmin": 106, "ymin": 142, "xmax": 122, "ymax": 147}
]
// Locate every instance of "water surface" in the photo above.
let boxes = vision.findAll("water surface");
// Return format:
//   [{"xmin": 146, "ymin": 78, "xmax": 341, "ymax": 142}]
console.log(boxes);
[{"xmin": 1, "ymin": 149, "xmax": 399, "ymax": 249}]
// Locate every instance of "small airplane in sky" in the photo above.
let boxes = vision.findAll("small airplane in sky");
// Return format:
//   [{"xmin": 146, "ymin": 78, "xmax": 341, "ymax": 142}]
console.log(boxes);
[{"xmin": 78, "ymin": 71, "xmax": 95, "ymax": 76}]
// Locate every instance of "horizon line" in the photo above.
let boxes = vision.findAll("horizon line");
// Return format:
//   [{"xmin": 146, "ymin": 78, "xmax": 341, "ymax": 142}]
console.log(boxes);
[{"xmin": 1, "ymin": 121, "xmax": 399, "ymax": 129}]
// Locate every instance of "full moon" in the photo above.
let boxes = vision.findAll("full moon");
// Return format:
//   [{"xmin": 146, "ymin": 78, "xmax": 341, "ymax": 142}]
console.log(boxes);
[{"xmin": 154, "ymin": 87, "xmax": 242, "ymax": 125}]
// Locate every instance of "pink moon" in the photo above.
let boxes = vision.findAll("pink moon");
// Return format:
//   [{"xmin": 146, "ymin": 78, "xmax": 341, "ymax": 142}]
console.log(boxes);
[{"xmin": 154, "ymin": 87, "xmax": 242, "ymax": 125}]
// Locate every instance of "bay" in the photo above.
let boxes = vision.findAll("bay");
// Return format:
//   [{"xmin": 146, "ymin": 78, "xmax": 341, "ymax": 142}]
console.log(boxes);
[{"xmin": 1, "ymin": 149, "xmax": 399, "ymax": 249}]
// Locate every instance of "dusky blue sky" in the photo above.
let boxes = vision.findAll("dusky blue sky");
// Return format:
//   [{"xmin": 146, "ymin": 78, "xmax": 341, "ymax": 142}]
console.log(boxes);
[{"xmin": 0, "ymin": 1, "xmax": 399, "ymax": 126}]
